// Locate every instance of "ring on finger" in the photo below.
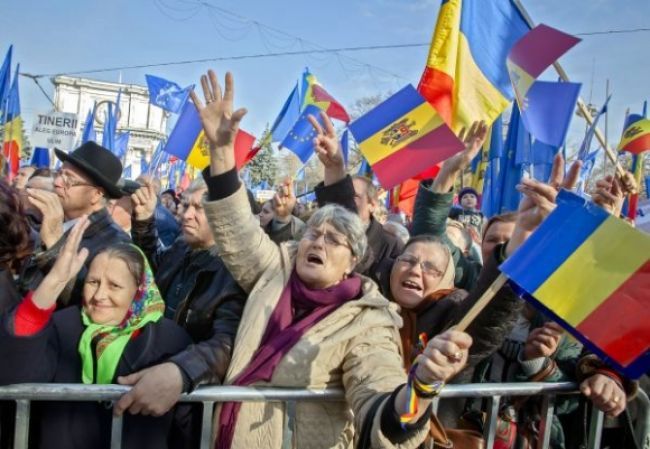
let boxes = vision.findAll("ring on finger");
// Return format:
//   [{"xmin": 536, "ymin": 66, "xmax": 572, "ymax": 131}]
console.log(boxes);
[{"xmin": 447, "ymin": 351, "xmax": 463, "ymax": 362}]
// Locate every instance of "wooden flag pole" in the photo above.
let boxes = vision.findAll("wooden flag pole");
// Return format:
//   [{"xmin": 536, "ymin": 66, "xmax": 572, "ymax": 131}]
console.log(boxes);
[
  {"xmin": 455, "ymin": 273, "xmax": 509, "ymax": 332},
  {"xmin": 512, "ymin": 0, "xmax": 628, "ymax": 181}
]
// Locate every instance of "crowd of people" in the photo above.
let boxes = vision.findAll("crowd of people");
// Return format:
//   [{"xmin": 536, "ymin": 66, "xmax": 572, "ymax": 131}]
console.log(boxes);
[{"xmin": 0, "ymin": 69, "xmax": 646, "ymax": 449}]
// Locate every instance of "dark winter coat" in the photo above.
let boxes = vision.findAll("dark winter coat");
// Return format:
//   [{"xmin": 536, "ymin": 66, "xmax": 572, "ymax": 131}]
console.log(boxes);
[
  {"xmin": 0, "ymin": 306, "xmax": 192, "ymax": 449},
  {"xmin": 131, "ymin": 216, "xmax": 245, "ymax": 388}
]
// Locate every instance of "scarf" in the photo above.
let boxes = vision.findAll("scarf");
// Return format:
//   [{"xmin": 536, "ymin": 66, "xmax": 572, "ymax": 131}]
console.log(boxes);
[
  {"xmin": 215, "ymin": 271, "xmax": 362, "ymax": 449},
  {"xmin": 78, "ymin": 245, "xmax": 165, "ymax": 384}
]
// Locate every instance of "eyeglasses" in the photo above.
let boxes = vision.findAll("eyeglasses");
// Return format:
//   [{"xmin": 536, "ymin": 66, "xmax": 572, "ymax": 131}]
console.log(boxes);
[
  {"xmin": 55, "ymin": 170, "xmax": 95, "ymax": 189},
  {"xmin": 302, "ymin": 228, "xmax": 353, "ymax": 252},
  {"xmin": 395, "ymin": 254, "xmax": 444, "ymax": 277}
]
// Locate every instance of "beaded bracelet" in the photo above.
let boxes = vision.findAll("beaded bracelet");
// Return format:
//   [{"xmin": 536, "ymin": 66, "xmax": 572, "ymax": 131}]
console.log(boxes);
[{"xmin": 399, "ymin": 333, "xmax": 445, "ymax": 429}]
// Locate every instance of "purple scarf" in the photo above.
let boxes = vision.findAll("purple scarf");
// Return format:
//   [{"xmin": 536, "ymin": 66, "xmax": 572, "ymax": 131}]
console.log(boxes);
[{"xmin": 215, "ymin": 271, "xmax": 362, "ymax": 449}]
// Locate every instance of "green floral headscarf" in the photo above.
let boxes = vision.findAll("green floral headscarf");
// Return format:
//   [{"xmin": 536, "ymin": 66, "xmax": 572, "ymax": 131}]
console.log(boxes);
[{"xmin": 78, "ymin": 245, "xmax": 165, "ymax": 384}]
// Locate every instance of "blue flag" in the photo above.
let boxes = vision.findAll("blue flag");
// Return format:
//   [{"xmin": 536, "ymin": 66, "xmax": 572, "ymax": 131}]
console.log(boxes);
[
  {"xmin": 123, "ymin": 165, "xmax": 132, "ymax": 179},
  {"xmin": 271, "ymin": 82, "xmax": 301, "ymax": 142},
  {"xmin": 481, "ymin": 115, "xmax": 505, "ymax": 217},
  {"xmin": 577, "ymin": 95, "xmax": 610, "ymax": 161},
  {"xmin": 520, "ymin": 81, "xmax": 581, "ymax": 148},
  {"xmin": 145, "ymin": 75, "xmax": 192, "ymax": 114},
  {"xmin": 114, "ymin": 132, "xmax": 130, "ymax": 160},
  {"xmin": 148, "ymin": 141, "xmax": 165, "ymax": 175},
  {"xmin": 0, "ymin": 45, "xmax": 12, "ymax": 125},
  {"xmin": 81, "ymin": 103, "xmax": 97, "ymax": 144},
  {"xmin": 340, "ymin": 129, "xmax": 349, "ymax": 166},
  {"xmin": 102, "ymin": 103, "xmax": 116, "ymax": 152},
  {"xmin": 30, "ymin": 147, "xmax": 50, "ymax": 169},
  {"xmin": 140, "ymin": 152, "xmax": 149, "ymax": 174},
  {"xmin": 281, "ymin": 104, "xmax": 323, "ymax": 164}
]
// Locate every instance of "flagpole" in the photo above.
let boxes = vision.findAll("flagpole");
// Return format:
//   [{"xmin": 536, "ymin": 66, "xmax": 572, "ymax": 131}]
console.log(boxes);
[{"xmin": 513, "ymin": 0, "xmax": 628, "ymax": 181}]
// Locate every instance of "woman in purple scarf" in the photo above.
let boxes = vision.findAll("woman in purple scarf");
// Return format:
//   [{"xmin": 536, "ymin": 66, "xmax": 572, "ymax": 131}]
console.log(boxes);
[{"xmin": 191, "ymin": 70, "xmax": 473, "ymax": 449}]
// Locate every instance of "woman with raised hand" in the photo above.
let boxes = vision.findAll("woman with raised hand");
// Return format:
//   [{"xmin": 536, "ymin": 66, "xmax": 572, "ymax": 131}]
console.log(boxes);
[
  {"xmin": 192, "ymin": 69, "xmax": 473, "ymax": 449},
  {"xmin": 0, "ymin": 215, "xmax": 192, "ymax": 449}
]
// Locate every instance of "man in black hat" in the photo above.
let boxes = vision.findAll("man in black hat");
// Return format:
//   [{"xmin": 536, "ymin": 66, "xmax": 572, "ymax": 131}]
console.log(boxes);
[{"xmin": 20, "ymin": 142, "xmax": 130, "ymax": 307}]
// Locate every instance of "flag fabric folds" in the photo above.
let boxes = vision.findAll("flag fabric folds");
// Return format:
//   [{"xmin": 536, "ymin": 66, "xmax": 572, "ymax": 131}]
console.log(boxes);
[
  {"xmin": 270, "ymin": 82, "xmax": 301, "ymax": 142},
  {"xmin": 145, "ymin": 74, "xmax": 192, "ymax": 114},
  {"xmin": 81, "ymin": 104, "xmax": 97, "ymax": 144},
  {"xmin": 114, "ymin": 132, "xmax": 130, "ymax": 160},
  {"xmin": 102, "ymin": 103, "xmax": 117, "ymax": 153},
  {"xmin": 30, "ymin": 147, "xmax": 50, "ymax": 168},
  {"xmin": 0, "ymin": 45, "xmax": 12, "ymax": 125},
  {"xmin": 164, "ymin": 100, "xmax": 256, "ymax": 170},
  {"xmin": 280, "ymin": 104, "xmax": 324, "ymax": 164},
  {"xmin": 507, "ymin": 25, "xmax": 582, "ymax": 147},
  {"xmin": 301, "ymin": 69, "xmax": 349, "ymax": 123},
  {"xmin": 618, "ymin": 117, "xmax": 650, "ymax": 155},
  {"xmin": 123, "ymin": 165, "xmax": 132, "ymax": 179},
  {"xmin": 418, "ymin": 0, "xmax": 529, "ymax": 130},
  {"xmin": 349, "ymin": 85, "xmax": 464, "ymax": 189},
  {"xmin": 3, "ymin": 63, "xmax": 22, "ymax": 178},
  {"xmin": 340, "ymin": 129, "xmax": 349, "ymax": 165},
  {"xmin": 501, "ymin": 190, "xmax": 650, "ymax": 378}
]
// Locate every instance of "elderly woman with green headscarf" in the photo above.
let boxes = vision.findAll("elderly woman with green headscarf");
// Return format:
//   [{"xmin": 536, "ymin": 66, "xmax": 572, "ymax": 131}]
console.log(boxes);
[{"xmin": 0, "ymin": 216, "xmax": 192, "ymax": 449}]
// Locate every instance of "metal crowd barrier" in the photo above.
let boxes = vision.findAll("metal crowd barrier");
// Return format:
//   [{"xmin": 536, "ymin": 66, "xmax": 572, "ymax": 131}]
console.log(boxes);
[{"xmin": 0, "ymin": 382, "xmax": 604, "ymax": 449}]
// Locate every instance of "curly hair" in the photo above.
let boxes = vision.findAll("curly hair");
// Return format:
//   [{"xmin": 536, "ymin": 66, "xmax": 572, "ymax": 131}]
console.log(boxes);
[{"xmin": 0, "ymin": 179, "xmax": 33, "ymax": 272}]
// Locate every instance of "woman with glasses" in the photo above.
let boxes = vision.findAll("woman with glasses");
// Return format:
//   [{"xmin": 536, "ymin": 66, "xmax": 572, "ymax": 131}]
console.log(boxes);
[{"xmin": 191, "ymin": 70, "xmax": 474, "ymax": 449}]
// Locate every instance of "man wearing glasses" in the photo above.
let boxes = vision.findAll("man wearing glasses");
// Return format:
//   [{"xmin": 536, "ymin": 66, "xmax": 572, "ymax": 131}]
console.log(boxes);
[{"xmin": 19, "ymin": 141, "xmax": 130, "ymax": 308}]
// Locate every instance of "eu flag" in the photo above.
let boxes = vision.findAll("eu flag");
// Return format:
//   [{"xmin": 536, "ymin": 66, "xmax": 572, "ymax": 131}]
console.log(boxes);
[
  {"xmin": 30, "ymin": 147, "xmax": 50, "ymax": 169},
  {"xmin": 0, "ymin": 45, "xmax": 12, "ymax": 125},
  {"xmin": 114, "ymin": 131, "xmax": 130, "ymax": 160},
  {"xmin": 281, "ymin": 105, "xmax": 323, "ymax": 164},
  {"xmin": 81, "ymin": 104, "xmax": 97, "ymax": 144},
  {"xmin": 145, "ymin": 75, "xmax": 192, "ymax": 114}
]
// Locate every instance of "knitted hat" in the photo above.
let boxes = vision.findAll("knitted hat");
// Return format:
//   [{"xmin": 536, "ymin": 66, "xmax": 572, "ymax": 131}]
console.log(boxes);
[{"xmin": 458, "ymin": 187, "xmax": 479, "ymax": 201}]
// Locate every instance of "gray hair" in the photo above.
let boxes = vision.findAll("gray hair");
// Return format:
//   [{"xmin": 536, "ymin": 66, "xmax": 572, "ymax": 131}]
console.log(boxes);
[
  {"xmin": 383, "ymin": 221, "xmax": 410, "ymax": 246},
  {"xmin": 184, "ymin": 178, "xmax": 208, "ymax": 196},
  {"xmin": 306, "ymin": 204, "xmax": 367, "ymax": 259}
]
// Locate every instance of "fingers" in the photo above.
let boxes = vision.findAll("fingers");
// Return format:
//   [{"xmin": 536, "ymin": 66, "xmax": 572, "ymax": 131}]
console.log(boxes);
[
  {"xmin": 308, "ymin": 114, "xmax": 325, "ymax": 136},
  {"xmin": 543, "ymin": 321, "xmax": 564, "ymax": 334},
  {"xmin": 114, "ymin": 391, "xmax": 135, "ymax": 417},
  {"xmin": 438, "ymin": 330, "xmax": 473, "ymax": 350},
  {"xmin": 563, "ymin": 160, "xmax": 582, "ymax": 190},
  {"xmin": 223, "ymin": 71, "xmax": 234, "ymax": 104},
  {"xmin": 548, "ymin": 153, "xmax": 565, "ymax": 188},
  {"xmin": 189, "ymin": 89, "xmax": 203, "ymax": 110},
  {"xmin": 208, "ymin": 69, "xmax": 222, "ymax": 103},
  {"xmin": 320, "ymin": 111, "xmax": 336, "ymax": 137},
  {"xmin": 457, "ymin": 127, "xmax": 467, "ymax": 142},
  {"xmin": 66, "ymin": 216, "xmax": 90, "ymax": 252},
  {"xmin": 200, "ymin": 74, "xmax": 213, "ymax": 104},
  {"xmin": 230, "ymin": 108, "xmax": 248, "ymax": 132},
  {"xmin": 117, "ymin": 370, "xmax": 146, "ymax": 386}
]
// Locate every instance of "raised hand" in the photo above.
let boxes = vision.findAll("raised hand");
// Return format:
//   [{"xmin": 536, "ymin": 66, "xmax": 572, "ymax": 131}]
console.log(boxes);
[
  {"xmin": 432, "ymin": 120, "xmax": 488, "ymax": 192},
  {"xmin": 131, "ymin": 181, "xmax": 158, "ymax": 221},
  {"xmin": 523, "ymin": 322, "xmax": 563, "ymax": 360},
  {"xmin": 415, "ymin": 329, "xmax": 473, "ymax": 384},
  {"xmin": 591, "ymin": 175, "xmax": 625, "ymax": 216},
  {"xmin": 32, "ymin": 216, "xmax": 90, "ymax": 309},
  {"xmin": 273, "ymin": 179, "xmax": 296, "ymax": 220},
  {"xmin": 189, "ymin": 70, "xmax": 247, "ymax": 176},
  {"xmin": 308, "ymin": 111, "xmax": 345, "ymax": 185},
  {"xmin": 26, "ymin": 188, "xmax": 65, "ymax": 249}
]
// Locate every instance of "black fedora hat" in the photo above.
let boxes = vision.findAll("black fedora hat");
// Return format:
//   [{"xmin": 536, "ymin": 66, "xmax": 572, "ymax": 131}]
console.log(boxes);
[{"xmin": 54, "ymin": 141, "xmax": 124, "ymax": 199}]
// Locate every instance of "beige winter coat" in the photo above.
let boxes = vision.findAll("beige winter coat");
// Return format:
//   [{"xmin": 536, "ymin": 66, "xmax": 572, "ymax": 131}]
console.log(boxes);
[{"xmin": 204, "ymin": 184, "xmax": 428, "ymax": 449}]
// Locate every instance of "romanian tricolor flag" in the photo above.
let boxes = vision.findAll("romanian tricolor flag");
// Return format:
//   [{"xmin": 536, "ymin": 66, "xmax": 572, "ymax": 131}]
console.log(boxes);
[
  {"xmin": 618, "ymin": 117, "xmax": 650, "ymax": 155},
  {"xmin": 301, "ymin": 69, "xmax": 349, "ymax": 123},
  {"xmin": 2, "ymin": 64, "xmax": 22, "ymax": 179},
  {"xmin": 163, "ymin": 100, "xmax": 257, "ymax": 170},
  {"xmin": 418, "ymin": 0, "xmax": 529, "ymax": 131},
  {"xmin": 349, "ymin": 85, "xmax": 464, "ymax": 189},
  {"xmin": 501, "ymin": 191, "xmax": 650, "ymax": 378}
]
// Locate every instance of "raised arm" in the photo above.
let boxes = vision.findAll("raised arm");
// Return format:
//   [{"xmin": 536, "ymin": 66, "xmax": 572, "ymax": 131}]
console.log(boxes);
[{"xmin": 191, "ymin": 70, "xmax": 280, "ymax": 292}]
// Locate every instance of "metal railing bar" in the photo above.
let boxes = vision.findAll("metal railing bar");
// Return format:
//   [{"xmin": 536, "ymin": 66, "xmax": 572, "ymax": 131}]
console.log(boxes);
[
  {"xmin": 200, "ymin": 401, "xmax": 214, "ymax": 449},
  {"xmin": 110, "ymin": 412, "xmax": 123, "ymax": 449},
  {"xmin": 537, "ymin": 394, "xmax": 556, "ymax": 449},
  {"xmin": 484, "ymin": 395, "xmax": 501, "ymax": 448},
  {"xmin": 13, "ymin": 400, "xmax": 30, "ymax": 449},
  {"xmin": 587, "ymin": 407, "xmax": 605, "ymax": 449},
  {"xmin": 0, "ymin": 382, "xmax": 579, "ymax": 402}
]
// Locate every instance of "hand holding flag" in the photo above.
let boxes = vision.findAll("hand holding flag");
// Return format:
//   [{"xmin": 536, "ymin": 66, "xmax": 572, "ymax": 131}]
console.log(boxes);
[{"xmin": 189, "ymin": 70, "xmax": 247, "ymax": 176}]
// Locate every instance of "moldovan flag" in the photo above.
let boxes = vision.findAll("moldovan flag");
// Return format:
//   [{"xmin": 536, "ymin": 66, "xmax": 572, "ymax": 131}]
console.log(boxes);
[
  {"xmin": 418, "ymin": 0, "xmax": 529, "ymax": 130},
  {"xmin": 163, "ymin": 100, "xmax": 257, "ymax": 170},
  {"xmin": 349, "ymin": 85, "xmax": 464, "ymax": 189},
  {"xmin": 500, "ymin": 191, "xmax": 650, "ymax": 378},
  {"xmin": 2, "ymin": 64, "xmax": 22, "ymax": 178},
  {"xmin": 618, "ymin": 118, "xmax": 650, "ymax": 155}
]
